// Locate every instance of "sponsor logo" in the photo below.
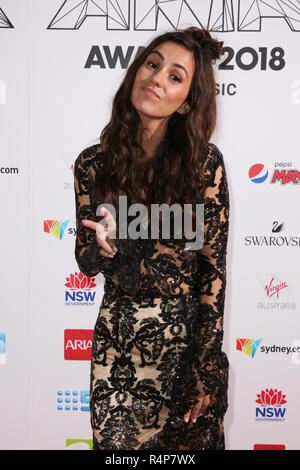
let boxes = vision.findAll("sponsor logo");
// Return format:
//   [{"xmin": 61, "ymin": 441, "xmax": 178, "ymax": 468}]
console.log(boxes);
[
  {"xmin": 249, "ymin": 162, "xmax": 300, "ymax": 185},
  {"xmin": 64, "ymin": 329, "xmax": 93, "ymax": 360},
  {"xmin": 249, "ymin": 164, "xmax": 268, "ymax": 183},
  {"xmin": 256, "ymin": 273, "xmax": 296, "ymax": 311},
  {"xmin": 253, "ymin": 444, "xmax": 286, "ymax": 450},
  {"xmin": 65, "ymin": 272, "xmax": 97, "ymax": 306},
  {"xmin": 236, "ymin": 338, "xmax": 263, "ymax": 358},
  {"xmin": 66, "ymin": 439, "xmax": 93, "ymax": 450},
  {"xmin": 0, "ymin": 333, "xmax": 6, "ymax": 364},
  {"xmin": 236, "ymin": 338, "xmax": 300, "ymax": 358},
  {"xmin": 44, "ymin": 219, "xmax": 70, "ymax": 240},
  {"xmin": 244, "ymin": 222, "xmax": 300, "ymax": 247},
  {"xmin": 255, "ymin": 388, "xmax": 287, "ymax": 422},
  {"xmin": 57, "ymin": 389, "xmax": 89, "ymax": 411}
]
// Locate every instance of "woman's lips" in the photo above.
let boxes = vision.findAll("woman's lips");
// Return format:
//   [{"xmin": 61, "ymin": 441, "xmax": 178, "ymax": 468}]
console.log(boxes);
[{"xmin": 141, "ymin": 87, "xmax": 160, "ymax": 99}]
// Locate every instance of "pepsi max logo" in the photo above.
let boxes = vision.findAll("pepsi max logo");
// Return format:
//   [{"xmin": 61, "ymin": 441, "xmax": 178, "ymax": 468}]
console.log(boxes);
[{"xmin": 249, "ymin": 164, "xmax": 269, "ymax": 183}]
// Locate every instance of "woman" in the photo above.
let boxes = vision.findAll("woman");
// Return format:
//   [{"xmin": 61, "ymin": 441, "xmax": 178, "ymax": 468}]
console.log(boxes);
[{"xmin": 74, "ymin": 27, "xmax": 230, "ymax": 450}]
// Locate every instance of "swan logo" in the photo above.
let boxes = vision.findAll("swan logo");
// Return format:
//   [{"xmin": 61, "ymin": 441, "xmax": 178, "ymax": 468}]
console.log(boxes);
[{"xmin": 248, "ymin": 164, "xmax": 269, "ymax": 183}]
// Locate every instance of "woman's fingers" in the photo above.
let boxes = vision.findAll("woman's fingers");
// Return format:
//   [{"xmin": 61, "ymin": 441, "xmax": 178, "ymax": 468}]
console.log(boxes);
[
  {"xmin": 81, "ymin": 216, "xmax": 118, "ymax": 257},
  {"xmin": 190, "ymin": 396, "xmax": 204, "ymax": 423},
  {"xmin": 183, "ymin": 394, "xmax": 210, "ymax": 424},
  {"xmin": 81, "ymin": 219, "xmax": 98, "ymax": 231}
]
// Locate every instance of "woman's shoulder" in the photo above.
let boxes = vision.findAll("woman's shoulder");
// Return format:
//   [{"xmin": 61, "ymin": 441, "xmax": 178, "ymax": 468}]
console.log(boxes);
[
  {"xmin": 207, "ymin": 142, "xmax": 225, "ymax": 164},
  {"xmin": 74, "ymin": 142, "xmax": 104, "ymax": 173}
]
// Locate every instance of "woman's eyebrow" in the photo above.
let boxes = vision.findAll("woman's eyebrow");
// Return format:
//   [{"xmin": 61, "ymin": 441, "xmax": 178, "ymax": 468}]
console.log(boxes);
[{"xmin": 149, "ymin": 50, "xmax": 188, "ymax": 77}]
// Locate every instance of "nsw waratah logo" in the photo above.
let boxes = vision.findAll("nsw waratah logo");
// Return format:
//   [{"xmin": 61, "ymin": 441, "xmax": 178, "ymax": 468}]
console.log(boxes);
[
  {"xmin": 248, "ymin": 164, "xmax": 268, "ymax": 183},
  {"xmin": 65, "ymin": 272, "xmax": 96, "ymax": 306},
  {"xmin": 44, "ymin": 219, "xmax": 70, "ymax": 239},
  {"xmin": 255, "ymin": 388, "xmax": 287, "ymax": 422},
  {"xmin": 236, "ymin": 338, "xmax": 263, "ymax": 358}
]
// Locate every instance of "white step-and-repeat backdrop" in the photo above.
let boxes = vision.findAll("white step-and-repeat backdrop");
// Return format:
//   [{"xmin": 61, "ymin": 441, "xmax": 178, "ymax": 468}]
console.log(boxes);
[{"xmin": 1, "ymin": 0, "xmax": 299, "ymax": 450}]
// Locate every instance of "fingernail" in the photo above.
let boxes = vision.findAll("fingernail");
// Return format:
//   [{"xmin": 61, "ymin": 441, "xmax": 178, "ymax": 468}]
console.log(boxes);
[
  {"xmin": 184, "ymin": 417, "xmax": 189, "ymax": 423},
  {"xmin": 113, "ymin": 247, "xmax": 118, "ymax": 253},
  {"xmin": 108, "ymin": 254, "xmax": 115, "ymax": 258},
  {"xmin": 192, "ymin": 418, "xmax": 196, "ymax": 423}
]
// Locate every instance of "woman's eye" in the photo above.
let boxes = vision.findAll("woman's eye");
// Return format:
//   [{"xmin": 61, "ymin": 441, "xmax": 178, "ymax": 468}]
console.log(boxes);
[
  {"xmin": 171, "ymin": 75, "xmax": 181, "ymax": 83},
  {"xmin": 146, "ymin": 60, "xmax": 157, "ymax": 69},
  {"xmin": 146, "ymin": 60, "xmax": 181, "ymax": 83}
]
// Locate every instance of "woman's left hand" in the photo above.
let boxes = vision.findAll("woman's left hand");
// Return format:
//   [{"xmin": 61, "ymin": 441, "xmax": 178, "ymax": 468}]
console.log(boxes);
[{"xmin": 183, "ymin": 393, "xmax": 210, "ymax": 423}]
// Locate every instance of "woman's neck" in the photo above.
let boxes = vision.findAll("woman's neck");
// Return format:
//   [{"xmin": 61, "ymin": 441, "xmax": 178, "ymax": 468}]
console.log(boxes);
[{"xmin": 138, "ymin": 116, "xmax": 169, "ymax": 159}]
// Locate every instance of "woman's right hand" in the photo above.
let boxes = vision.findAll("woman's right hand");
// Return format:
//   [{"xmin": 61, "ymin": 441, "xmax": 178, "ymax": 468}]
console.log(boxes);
[{"xmin": 81, "ymin": 207, "xmax": 118, "ymax": 258}]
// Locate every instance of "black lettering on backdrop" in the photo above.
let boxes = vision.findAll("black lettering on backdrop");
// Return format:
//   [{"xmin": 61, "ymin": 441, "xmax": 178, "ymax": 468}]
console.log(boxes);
[
  {"xmin": 0, "ymin": 7, "xmax": 14, "ymax": 28},
  {"xmin": 47, "ymin": 0, "xmax": 300, "ymax": 32},
  {"xmin": 85, "ymin": 46, "xmax": 144, "ymax": 69}
]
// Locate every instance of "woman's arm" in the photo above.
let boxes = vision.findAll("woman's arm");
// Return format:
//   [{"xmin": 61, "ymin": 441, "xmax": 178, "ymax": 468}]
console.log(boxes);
[
  {"xmin": 74, "ymin": 146, "xmax": 119, "ymax": 278},
  {"xmin": 193, "ymin": 144, "xmax": 230, "ymax": 398},
  {"xmin": 74, "ymin": 145, "xmax": 143, "ymax": 296}
]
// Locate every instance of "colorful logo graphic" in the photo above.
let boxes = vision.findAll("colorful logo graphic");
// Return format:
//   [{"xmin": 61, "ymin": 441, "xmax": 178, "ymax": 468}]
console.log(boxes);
[
  {"xmin": 0, "ymin": 333, "xmax": 6, "ymax": 364},
  {"xmin": 255, "ymin": 388, "xmax": 287, "ymax": 421},
  {"xmin": 236, "ymin": 338, "xmax": 263, "ymax": 358},
  {"xmin": 253, "ymin": 444, "xmax": 286, "ymax": 450},
  {"xmin": 248, "ymin": 164, "xmax": 268, "ymax": 183},
  {"xmin": 271, "ymin": 169, "xmax": 300, "ymax": 184},
  {"xmin": 64, "ymin": 329, "xmax": 93, "ymax": 360},
  {"xmin": 65, "ymin": 272, "xmax": 97, "ymax": 305},
  {"xmin": 57, "ymin": 390, "xmax": 89, "ymax": 411},
  {"xmin": 66, "ymin": 439, "xmax": 93, "ymax": 450},
  {"xmin": 44, "ymin": 219, "xmax": 70, "ymax": 239}
]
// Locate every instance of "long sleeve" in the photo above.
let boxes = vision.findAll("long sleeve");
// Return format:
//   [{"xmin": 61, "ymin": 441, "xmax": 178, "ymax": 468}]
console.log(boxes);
[
  {"xmin": 74, "ymin": 146, "xmax": 143, "ymax": 296},
  {"xmin": 192, "ymin": 144, "xmax": 230, "ymax": 398}
]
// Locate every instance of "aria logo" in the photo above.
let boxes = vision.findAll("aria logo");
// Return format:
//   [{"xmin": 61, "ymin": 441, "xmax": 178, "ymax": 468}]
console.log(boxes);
[
  {"xmin": 255, "ymin": 388, "xmax": 287, "ymax": 422},
  {"xmin": 47, "ymin": 1, "xmax": 300, "ymax": 32},
  {"xmin": 64, "ymin": 329, "xmax": 93, "ymax": 360},
  {"xmin": 249, "ymin": 163, "xmax": 300, "ymax": 184},
  {"xmin": 65, "ymin": 272, "xmax": 97, "ymax": 305}
]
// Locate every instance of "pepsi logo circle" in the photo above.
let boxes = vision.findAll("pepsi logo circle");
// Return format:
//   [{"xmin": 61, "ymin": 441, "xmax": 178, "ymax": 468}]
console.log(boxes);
[{"xmin": 249, "ymin": 164, "xmax": 268, "ymax": 183}]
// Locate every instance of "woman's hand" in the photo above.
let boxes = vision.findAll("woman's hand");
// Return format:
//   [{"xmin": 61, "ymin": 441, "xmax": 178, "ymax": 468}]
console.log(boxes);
[
  {"xmin": 82, "ymin": 207, "xmax": 118, "ymax": 258},
  {"xmin": 183, "ymin": 393, "xmax": 210, "ymax": 423}
]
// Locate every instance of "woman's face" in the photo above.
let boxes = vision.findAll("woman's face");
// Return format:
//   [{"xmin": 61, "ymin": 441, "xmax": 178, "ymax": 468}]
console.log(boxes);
[{"xmin": 130, "ymin": 41, "xmax": 195, "ymax": 121}]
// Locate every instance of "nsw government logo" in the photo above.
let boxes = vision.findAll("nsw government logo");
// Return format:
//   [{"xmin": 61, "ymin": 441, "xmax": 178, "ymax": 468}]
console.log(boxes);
[
  {"xmin": 64, "ymin": 271, "xmax": 97, "ymax": 306},
  {"xmin": 255, "ymin": 388, "xmax": 287, "ymax": 422}
]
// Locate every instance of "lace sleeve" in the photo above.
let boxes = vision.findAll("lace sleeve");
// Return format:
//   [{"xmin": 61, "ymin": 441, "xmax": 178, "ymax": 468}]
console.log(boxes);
[
  {"xmin": 74, "ymin": 146, "xmax": 143, "ymax": 296},
  {"xmin": 74, "ymin": 147, "xmax": 121, "ymax": 278},
  {"xmin": 193, "ymin": 144, "xmax": 230, "ymax": 398}
]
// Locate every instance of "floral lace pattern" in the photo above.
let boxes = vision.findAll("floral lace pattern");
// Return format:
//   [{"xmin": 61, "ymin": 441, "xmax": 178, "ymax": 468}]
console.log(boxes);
[{"xmin": 74, "ymin": 142, "xmax": 230, "ymax": 450}]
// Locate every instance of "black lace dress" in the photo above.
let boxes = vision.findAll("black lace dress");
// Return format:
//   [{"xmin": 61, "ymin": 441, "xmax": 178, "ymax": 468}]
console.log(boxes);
[{"xmin": 74, "ymin": 142, "xmax": 230, "ymax": 450}]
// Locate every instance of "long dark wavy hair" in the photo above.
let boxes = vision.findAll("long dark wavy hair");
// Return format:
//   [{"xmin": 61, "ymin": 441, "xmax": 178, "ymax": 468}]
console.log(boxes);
[{"xmin": 95, "ymin": 27, "xmax": 224, "ymax": 246}]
